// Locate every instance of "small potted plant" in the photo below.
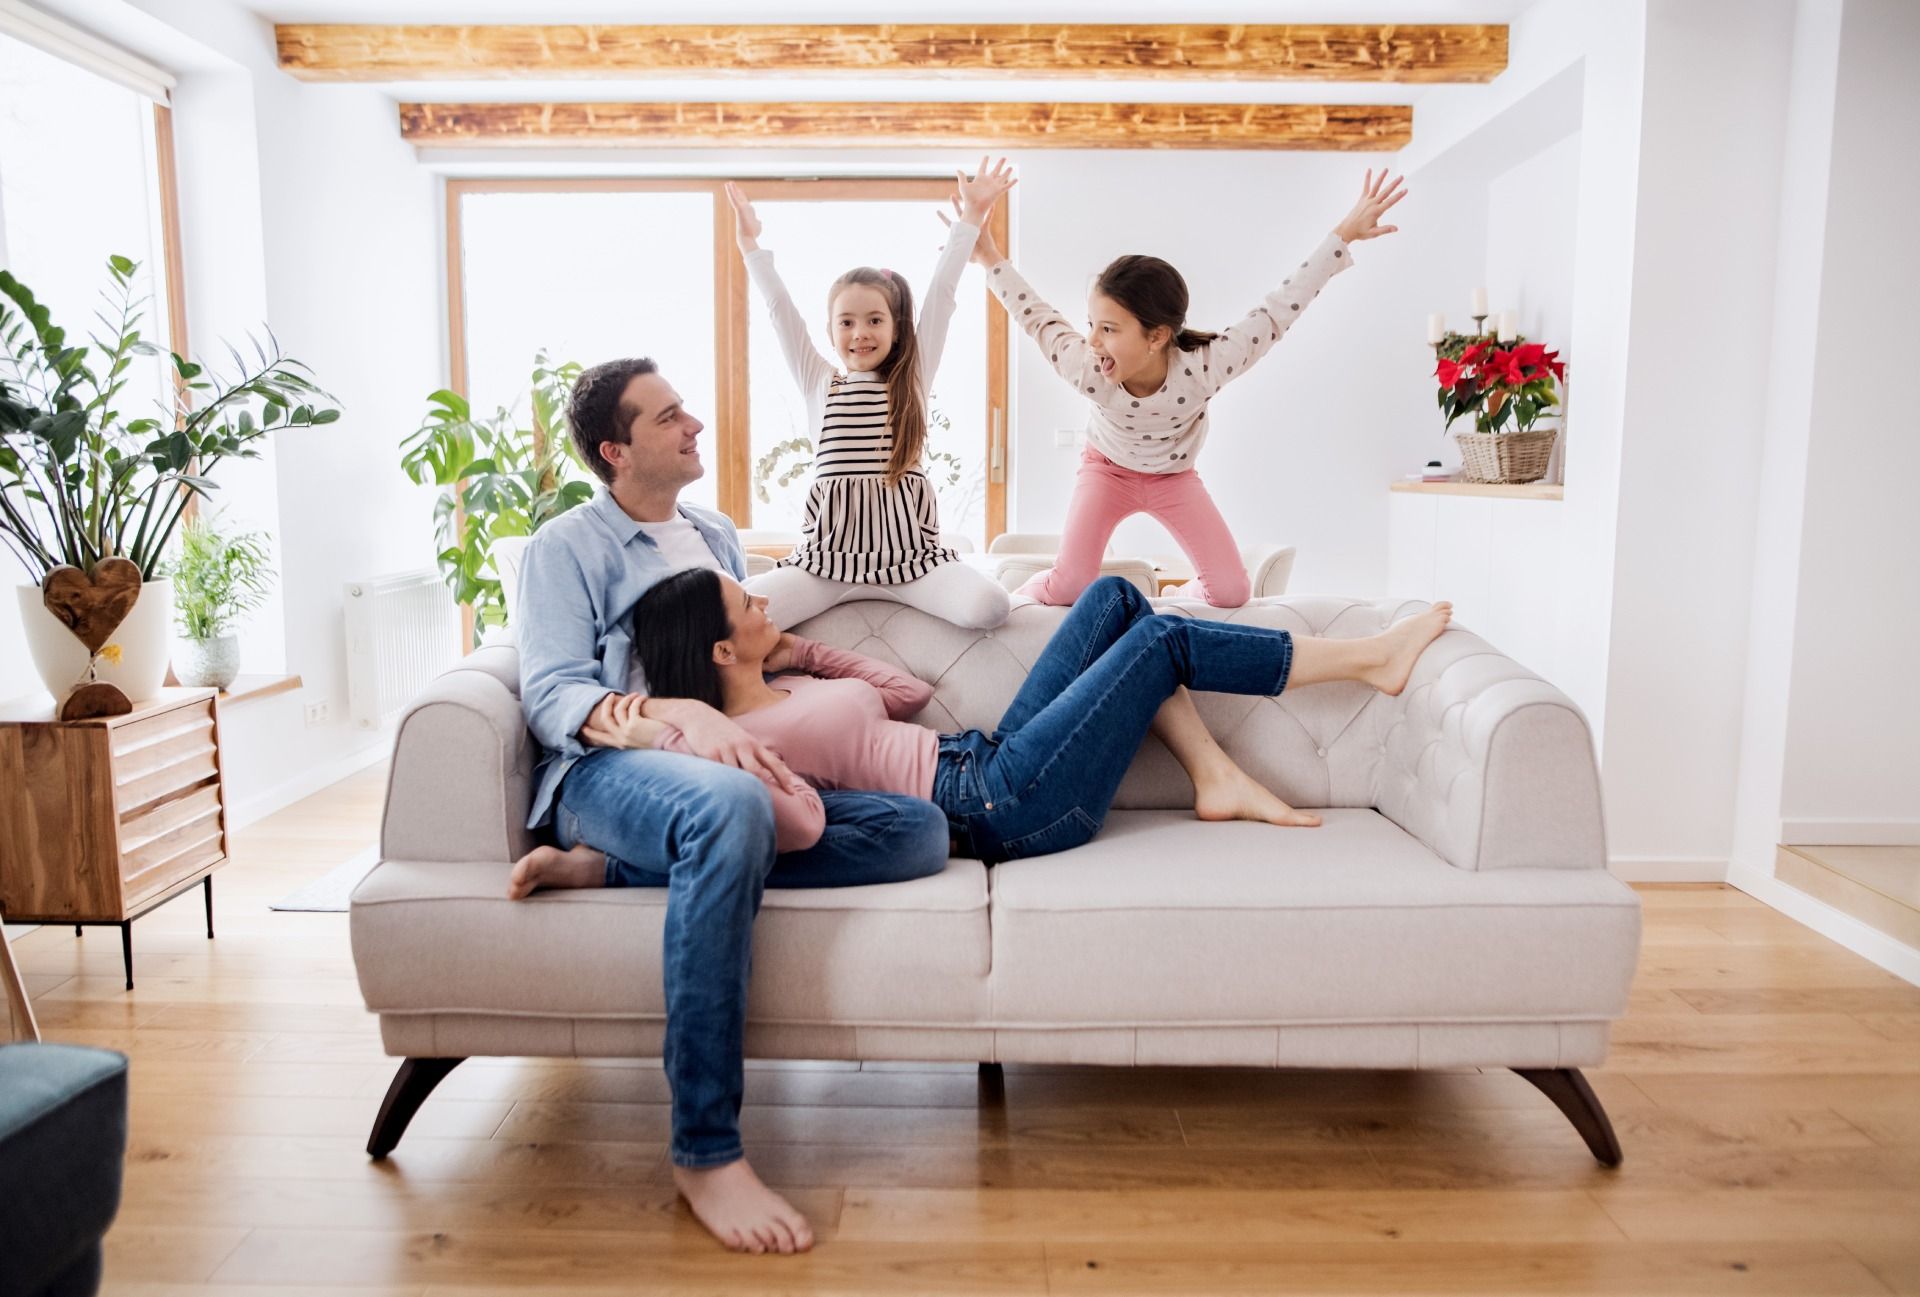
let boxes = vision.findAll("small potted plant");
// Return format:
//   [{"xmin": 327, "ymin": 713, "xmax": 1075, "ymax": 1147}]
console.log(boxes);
[
  {"xmin": 1435, "ymin": 336, "xmax": 1566, "ymax": 483},
  {"xmin": 168, "ymin": 515, "xmax": 273, "ymax": 689}
]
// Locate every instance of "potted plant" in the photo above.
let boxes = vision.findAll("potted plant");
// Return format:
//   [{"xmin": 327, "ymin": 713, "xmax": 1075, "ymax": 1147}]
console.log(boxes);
[
  {"xmin": 1, "ymin": 256, "xmax": 337, "ymax": 706},
  {"xmin": 400, "ymin": 352, "xmax": 593, "ymax": 644},
  {"xmin": 168, "ymin": 515, "xmax": 273, "ymax": 689},
  {"xmin": 1435, "ymin": 335, "xmax": 1566, "ymax": 484}
]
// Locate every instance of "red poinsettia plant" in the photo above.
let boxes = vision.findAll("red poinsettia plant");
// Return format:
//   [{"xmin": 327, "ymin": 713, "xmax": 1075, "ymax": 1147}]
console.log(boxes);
[{"xmin": 1435, "ymin": 337, "xmax": 1566, "ymax": 434}]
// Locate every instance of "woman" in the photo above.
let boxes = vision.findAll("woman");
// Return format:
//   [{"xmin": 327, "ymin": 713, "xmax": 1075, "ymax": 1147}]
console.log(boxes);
[{"xmin": 509, "ymin": 572, "xmax": 1451, "ymax": 891}]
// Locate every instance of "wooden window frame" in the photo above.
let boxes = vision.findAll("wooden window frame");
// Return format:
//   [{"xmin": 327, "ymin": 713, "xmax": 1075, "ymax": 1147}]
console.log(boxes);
[{"xmin": 442, "ymin": 176, "xmax": 1010, "ymax": 549}]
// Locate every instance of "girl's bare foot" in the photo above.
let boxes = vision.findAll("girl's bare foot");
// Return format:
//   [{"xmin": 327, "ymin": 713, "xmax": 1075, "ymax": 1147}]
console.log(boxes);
[
  {"xmin": 1193, "ymin": 762, "xmax": 1322, "ymax": 827},
  {"xmin": 506, "ymin": 843, "xmax": 606, "ymax": 899},
  {"xmin": 674, "ymin": 1159, "xmax": 815, "ymax": 1254},
  {"xmin": 1367, "ymin": 602, "xmax": 1453, "ymax": 697}
]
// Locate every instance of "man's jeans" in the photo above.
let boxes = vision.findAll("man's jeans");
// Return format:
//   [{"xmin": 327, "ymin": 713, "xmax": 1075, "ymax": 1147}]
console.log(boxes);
[
  {"xmin": 553, "ymin": 748, "xmax": 948, "ymax": 1168},
  {"xmin": 934, "ymin": 576, "xmax": 1295, "ymax": 862}
]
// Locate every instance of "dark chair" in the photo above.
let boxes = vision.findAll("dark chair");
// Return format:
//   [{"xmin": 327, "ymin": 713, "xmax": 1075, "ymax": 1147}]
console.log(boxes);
[{"xmin": 0, "ymin": 1044, "xmax": 129, "ymax": 1297}]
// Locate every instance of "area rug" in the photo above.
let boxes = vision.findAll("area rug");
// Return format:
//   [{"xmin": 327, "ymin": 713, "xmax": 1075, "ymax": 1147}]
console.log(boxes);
[{"xmin": 269, "ymin": 846, "xmax": 379, "ymax": 912}]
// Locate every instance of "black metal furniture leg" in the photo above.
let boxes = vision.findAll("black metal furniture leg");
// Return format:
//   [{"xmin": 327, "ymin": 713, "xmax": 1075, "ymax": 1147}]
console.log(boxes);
[
  {"xmin": 367, "ymin": 1058, "xmax": 467, "ymax": 1159},
  {"xmin": 1513, "ymin": 1067, "xmax": 1623, "ymax": 1166},
  {"xmin": 204, "ymin": 877, "xmax": 214, "ymax": 938},
  {"xmin": 120, "ymin": 923, "xmax": 133, "ymax": 991}
]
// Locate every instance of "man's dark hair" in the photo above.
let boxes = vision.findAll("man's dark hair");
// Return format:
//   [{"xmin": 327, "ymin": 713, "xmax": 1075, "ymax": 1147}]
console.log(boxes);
[
  {"xmin": 568, "ymin": 357, "xmax": 659, "ymax": 484},
  {"xmin": 631, "ymin": 567, "xmax": 729, "ymax": 710}
]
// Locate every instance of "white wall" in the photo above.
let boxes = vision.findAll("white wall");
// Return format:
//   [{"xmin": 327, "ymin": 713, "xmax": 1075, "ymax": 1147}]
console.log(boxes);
[
  {"xmin": 40, "ymin": 0, "xmax": 444, "ymax": 818},
  {"xmin": 1599, "ymin": 0, "xmax": 1797, "ymax": 871},
  {"xmin": 1775, "ymin": 0, "xmax": 1920, "ymax": 841}
]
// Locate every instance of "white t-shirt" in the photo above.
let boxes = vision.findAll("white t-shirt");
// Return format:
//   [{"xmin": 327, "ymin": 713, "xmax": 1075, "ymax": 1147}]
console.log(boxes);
[
  {"xmin": 625, "ymin": 516, "xmax": 725, "ymax": 693},
  {"xmin": 637, "ymin": 516, "xmax": 723, "ymax": 575}
]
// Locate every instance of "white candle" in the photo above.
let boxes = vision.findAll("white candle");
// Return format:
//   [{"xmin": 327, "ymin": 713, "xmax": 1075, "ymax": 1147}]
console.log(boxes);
[
  {"xmin": 1427, "ymin": 312, "xmax": 1445, "ymax": 344},
  {"xmin": 1472, "ymin": 286, "xmax": 1488, "ymax": 317},
  {"xmin": 1497, "ymin": 311, "xmax": 1518, "ymax": 341}
]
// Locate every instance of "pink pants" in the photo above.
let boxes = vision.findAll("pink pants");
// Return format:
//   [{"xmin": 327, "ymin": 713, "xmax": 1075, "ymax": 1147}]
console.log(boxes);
[{"xmin": 1017, "ymin": 447, "xmax": 1250, "ymax": 608}]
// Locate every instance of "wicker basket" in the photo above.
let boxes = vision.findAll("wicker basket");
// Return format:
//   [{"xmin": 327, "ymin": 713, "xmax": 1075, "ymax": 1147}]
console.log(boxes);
[{"xmin": 1454, "ymin": 429, "xmax": 1558, "ymax": 484}]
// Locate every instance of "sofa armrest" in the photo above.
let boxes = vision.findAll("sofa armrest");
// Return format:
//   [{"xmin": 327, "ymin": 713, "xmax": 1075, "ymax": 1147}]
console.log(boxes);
[
  {"xmin": 1373, "ymin": 627, "xmax": 1606, "ymax": 871},
  {"xmin": 380, "ymin": 647, "xmax": 536, "ymax": 865}
]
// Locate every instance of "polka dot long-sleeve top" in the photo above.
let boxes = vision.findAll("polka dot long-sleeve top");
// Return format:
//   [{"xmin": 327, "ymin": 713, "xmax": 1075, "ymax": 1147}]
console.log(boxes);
[{"xmin": 987, "ymin": 232, "xmax": 1353, "ymax": 474}]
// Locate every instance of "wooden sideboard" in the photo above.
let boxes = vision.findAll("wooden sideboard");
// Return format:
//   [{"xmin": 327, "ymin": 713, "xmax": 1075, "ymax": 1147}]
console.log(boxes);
[{"xmin": 0, "ymin": 688, "xmax": 229, "ymax": 989}]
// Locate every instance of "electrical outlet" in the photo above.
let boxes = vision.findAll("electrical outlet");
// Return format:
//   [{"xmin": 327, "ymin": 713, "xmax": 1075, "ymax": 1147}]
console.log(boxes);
[
  {"xmin": 303, "ymin": 699, "xmax": 329, "ymax": 727},
  {"xmin": 1054, "ymin": 427, "xmax": 1078, "ymax": 448}
]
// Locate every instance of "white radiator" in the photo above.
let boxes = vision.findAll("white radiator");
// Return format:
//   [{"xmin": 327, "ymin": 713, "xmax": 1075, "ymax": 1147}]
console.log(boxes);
[{"xmin": 343, "ymin": 571, "xmax": 461, "ymax": 730}]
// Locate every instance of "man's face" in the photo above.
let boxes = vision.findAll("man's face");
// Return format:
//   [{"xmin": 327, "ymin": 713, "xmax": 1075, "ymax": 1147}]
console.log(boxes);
[{"xmin": 600, "ymin": 372, "xmax": 705, "ymax": 490}]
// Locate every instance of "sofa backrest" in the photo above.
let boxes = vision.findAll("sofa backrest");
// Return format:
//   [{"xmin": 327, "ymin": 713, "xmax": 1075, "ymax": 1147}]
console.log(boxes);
[
  {"xmin": 390, "ymin": 593, "xmax": 1601, "ymax": 870},
  {"xmin": 784, "ymin": 596, "xmax": 1435, "ymax": 811}
]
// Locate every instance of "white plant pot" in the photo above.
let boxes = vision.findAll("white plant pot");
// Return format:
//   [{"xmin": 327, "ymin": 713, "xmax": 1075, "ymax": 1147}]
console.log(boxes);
[
  {"xmin": 16, "ymin": 578, "xmax": 175, "ymax": 705},
  {"xmin": 174, "ymin": 633, "xmax": 240, "ymax": 690}
]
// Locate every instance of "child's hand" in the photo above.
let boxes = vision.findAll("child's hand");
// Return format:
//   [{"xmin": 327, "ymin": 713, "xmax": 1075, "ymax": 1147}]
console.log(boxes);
[
  {"xmin": 1333, "ymin": 169, "xmax": 1408, "ymax": 244},
  {"xmin": 725, "ymin": 181, "xmax": 763, "ymax": 252},
  {"xmin": 954, "ymin": 155, "xmax": 1017, "ymax": 226},
  {"xmin": 940, "ymin": 197, "xmax": 1005, "ymax": 267}
]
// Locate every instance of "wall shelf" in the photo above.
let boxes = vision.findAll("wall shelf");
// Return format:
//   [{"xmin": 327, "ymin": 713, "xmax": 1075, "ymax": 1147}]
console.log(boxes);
[{"xmin": 1392, "ymin": 481, "xmax": 1563, "ymax": 501}]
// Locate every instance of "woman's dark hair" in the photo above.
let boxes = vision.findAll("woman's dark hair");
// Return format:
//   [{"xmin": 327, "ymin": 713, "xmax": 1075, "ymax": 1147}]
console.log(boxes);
[
  {"xmin": 1094, "ymin": 255, "xmax": 1220, "ymax": 351},
  {"xmin": 631, "ymin": 567, "xmax": 730, "ymax": 711},
  {"xmin": 568, "ymin": 356, "xmax": 659, "ymax": 484},
  {"xmin": 829, "ymin": 268, "xmax": 925, "ymax": 486}
]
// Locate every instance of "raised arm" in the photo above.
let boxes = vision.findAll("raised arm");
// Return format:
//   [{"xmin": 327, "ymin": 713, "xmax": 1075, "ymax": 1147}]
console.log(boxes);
[
  {"xmin": 729, "ymin": 181, "xmax": 837, "ymax": 395},
  {"xmin": 787, "ymin": 637, "xmax": 934, "ymax": 720},
  {"xmin": 916, "ymin": 157, "xmax": 1013, "ymax": 385},
  {"xmin": 1202, "ymin": 169, "xmax": 1406, "ymax": 396}
]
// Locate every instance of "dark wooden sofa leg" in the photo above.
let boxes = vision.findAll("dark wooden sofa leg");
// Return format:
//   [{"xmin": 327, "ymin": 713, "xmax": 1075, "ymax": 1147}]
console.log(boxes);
[
  {"xmin": 1513, "ymin": 1067, "xmax": 1623, "ymax": 1166},
  {"xmin": 367, "ymin": 1057, "xmax": 465, "ymax": 1159}
]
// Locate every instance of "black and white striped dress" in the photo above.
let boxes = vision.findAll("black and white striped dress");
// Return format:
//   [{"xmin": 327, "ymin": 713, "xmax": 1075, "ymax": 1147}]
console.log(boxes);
[{"xmin": 781, "ymin": 374, "xmax": 961, "ymax": 584}]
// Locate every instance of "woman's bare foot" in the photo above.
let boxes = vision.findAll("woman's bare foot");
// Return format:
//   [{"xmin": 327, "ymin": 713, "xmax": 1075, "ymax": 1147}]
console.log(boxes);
[
  {"xmin": 1193, "ymin": 761, "xmax": 1323, "ymax": 827},
  {"xmin": 505, "ymin": 843, "xmax": 606, "ymax": 899},
  {"xmin": 674, "ymin": 1159, "xmax": 814, "ymax": 1254},
  {"xmin": 1366, "ymin": 602, "xmax": 1454, "ymax": 697}
]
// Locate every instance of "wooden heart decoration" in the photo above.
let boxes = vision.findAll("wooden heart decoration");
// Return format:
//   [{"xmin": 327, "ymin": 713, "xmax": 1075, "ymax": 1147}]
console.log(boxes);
[
  {"xmin": 59, "ymin": 681, "xmax": 133, "ymax": 722},
  {"xmin": 41, "ymin": 557, "xmax": 143, "ymax": 653}
]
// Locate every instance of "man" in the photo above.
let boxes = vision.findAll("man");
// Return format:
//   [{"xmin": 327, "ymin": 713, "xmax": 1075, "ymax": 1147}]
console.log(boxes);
[{"xmin": 512, "ymin": 357, "xmax": 950, "ymax": 1254}]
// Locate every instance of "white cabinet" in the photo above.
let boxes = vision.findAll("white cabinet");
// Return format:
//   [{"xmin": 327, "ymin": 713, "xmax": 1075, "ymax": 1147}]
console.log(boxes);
[{"xmin": 1388, "ymin": 491, "xmax": 1566, "ymax": 686}]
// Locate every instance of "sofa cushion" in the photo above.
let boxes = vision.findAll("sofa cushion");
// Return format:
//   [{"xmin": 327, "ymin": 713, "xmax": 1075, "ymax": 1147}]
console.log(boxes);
[
  {"xmin": 986, "ymin": 809, "xmax": 1639, "ymax": 1029},
  {"xmin": 352, "ymin": 859, "xmax": 991, "ymax": 1028},
  {"xmin": 0, "ymin": 1043, "xmax": 128, "ymax": 1297}
]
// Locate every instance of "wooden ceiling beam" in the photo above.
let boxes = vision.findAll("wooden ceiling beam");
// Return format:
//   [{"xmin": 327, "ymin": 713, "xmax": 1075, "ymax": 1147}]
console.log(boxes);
[
  {"xmin": 279, "ymin": 24, "xmax": 1505, "ymax": 83},
  {"xmin": 398, "ymin": 101, "xmax": 1413, "ymax": 151}
]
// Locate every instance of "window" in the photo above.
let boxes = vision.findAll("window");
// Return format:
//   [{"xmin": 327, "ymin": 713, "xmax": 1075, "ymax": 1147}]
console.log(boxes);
[
  {"xmin": 446, "ymin": 178, "xmax": 1008, "ymax": 547},
  {"xmin": 0, "ymin": 29, "xmax": 183, "ymax": 438}
]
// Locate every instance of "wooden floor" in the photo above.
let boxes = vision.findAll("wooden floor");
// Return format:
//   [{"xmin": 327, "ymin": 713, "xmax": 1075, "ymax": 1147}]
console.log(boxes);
[{"xmin": 9, "ymin": 766, "xmax": 1920, "ymax": 1296}]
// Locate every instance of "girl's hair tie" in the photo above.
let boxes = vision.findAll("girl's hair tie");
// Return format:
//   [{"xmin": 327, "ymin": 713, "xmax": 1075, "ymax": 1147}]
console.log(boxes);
[{"xmin": 881, "ymin": 268, "xmax": 894, "ymax": 281}]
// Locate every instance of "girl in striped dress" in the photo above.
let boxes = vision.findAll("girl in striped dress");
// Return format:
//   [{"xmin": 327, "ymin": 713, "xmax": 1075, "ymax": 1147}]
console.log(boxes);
[{"xmin": 729, "ymin": 164, "xmax": 1014, "ymax": 631}]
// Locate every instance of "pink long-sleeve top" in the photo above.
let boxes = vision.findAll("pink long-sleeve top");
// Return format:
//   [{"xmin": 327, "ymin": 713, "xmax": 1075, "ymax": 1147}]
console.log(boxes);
[{"xmin": 655, "ymin": 639, "xmax": 940, "ymax": 850}]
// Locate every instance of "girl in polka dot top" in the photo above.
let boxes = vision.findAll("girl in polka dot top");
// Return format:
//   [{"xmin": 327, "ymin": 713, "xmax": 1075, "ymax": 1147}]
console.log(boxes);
[{"xmin": 960, "ymin": 170, "xmax": 1407, "ymax": 608}]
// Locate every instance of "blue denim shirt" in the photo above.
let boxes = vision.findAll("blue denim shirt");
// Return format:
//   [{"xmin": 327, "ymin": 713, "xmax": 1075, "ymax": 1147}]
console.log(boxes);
[{"xmin": 516, "ymin": 489, "xmax": 746, "ymax": 828}]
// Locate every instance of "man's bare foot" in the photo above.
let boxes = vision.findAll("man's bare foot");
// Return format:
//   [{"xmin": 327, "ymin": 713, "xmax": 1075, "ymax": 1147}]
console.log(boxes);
[
  {"xmin": 505, "ymin": 843, "xmax": 606, "ymax": 899},
  {"xmin": 1367, "ymin": 602, "xmax": 1454, "ymax": 697},
  {"xmin": 674, "ymin": 1159, "xmax": 814, "ymax": 1254},
  {"xmin": 1193, "ymin": 762, "xmax": 1322, "ymax": 827}
]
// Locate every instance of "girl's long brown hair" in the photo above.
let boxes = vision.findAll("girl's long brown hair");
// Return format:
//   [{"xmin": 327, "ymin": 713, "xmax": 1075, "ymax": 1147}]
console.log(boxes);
[{"xmin": 829, "ymin": 267, "xmax": 925, "ymax": 485}]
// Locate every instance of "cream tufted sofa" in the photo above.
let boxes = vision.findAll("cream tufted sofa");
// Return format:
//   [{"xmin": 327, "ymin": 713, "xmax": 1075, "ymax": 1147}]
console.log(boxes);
[{"xmin": 351, "ymin": 597, "xmax": 1641, "ymax": 1164}]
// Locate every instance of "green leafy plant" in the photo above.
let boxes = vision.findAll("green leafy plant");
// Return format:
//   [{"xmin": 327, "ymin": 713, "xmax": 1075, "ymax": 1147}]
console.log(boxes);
[
  {"xmin": 168, "ymin": 514, "xmax": 273, "ymax": 641},
  {"xmin": 0, "ymin": 256, "xmax": 339, "ymax": 582},
  {"xmin": 399, "ymin": 352, "xmax": 593, "ymax": 637}
]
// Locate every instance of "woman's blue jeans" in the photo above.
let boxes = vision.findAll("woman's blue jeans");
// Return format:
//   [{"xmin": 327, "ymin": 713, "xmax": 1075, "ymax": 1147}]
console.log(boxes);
[
  {"xmin": 553, "ymin": 750, "xmax": 948, "ymax": 1168},
  {"xmin": 933, "ymin": 576, "xmax": 1294, "ymax": 862}
]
